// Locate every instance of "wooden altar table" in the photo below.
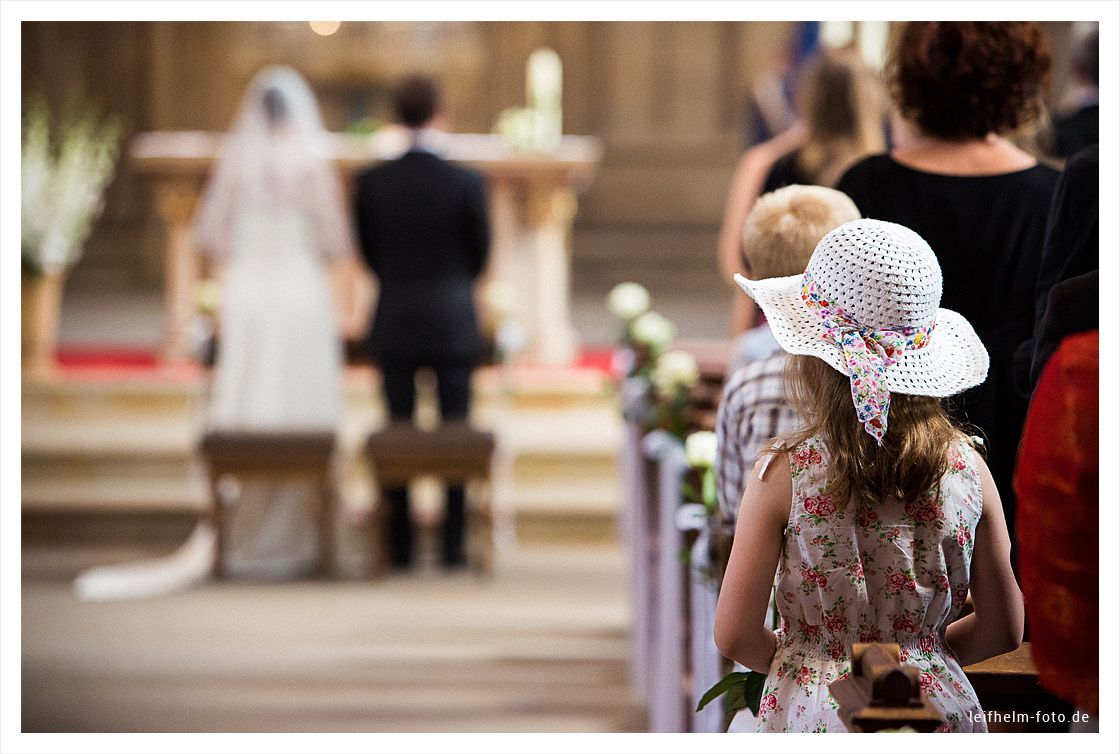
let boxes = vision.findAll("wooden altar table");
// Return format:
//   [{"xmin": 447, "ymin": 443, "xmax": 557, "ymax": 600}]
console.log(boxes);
[{"xmin": 131, "ymin": 131, "xmax": 602, "ymax": 366}]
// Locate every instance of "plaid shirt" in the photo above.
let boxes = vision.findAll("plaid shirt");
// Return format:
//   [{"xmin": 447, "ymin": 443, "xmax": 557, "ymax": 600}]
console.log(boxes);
[{"xmin": 715, "ymin": 351, "xmax": 801, "ymax": 521}]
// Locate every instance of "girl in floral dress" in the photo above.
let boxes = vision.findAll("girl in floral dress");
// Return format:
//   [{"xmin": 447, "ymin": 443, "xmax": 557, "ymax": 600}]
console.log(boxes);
[{"xmin": 714, "ymin": 219, "xmax": 1023, "ymax": 732}]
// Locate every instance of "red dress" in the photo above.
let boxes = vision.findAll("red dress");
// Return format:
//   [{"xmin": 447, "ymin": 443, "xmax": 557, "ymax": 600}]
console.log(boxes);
[{"xmin": 1014, "ymin": 330, "xmax": 1098, "ymax": 715}]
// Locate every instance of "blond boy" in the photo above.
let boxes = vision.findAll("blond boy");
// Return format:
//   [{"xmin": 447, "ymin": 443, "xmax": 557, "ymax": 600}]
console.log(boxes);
[{"xmin": 717, "ymin": 185, "xmax": 860, "ymax": 519}]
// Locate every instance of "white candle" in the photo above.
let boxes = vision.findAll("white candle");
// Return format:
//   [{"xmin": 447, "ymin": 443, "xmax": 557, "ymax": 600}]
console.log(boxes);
[
  {"xmin": 526, "ymin": 48, "xmax": 562, "ymax": 151},
  {"xmin": 527, "ymin": 48, "xmax": 562, "ymax": 108}
]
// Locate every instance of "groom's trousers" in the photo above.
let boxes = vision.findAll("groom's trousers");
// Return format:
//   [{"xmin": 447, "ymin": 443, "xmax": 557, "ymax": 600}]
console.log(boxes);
[{"xmin": 379, "ymin": 359, "xmax": 474, "ymax": 567}]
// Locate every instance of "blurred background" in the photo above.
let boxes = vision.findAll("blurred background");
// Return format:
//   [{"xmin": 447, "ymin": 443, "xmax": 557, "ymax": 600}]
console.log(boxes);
[
  {"xmin": 23, "ymin": 20, "xmax": 1090, "ymax": 348},
  {"xmin": 20, "ymin": 20, "xmax": 1097, "ymax": 733}
]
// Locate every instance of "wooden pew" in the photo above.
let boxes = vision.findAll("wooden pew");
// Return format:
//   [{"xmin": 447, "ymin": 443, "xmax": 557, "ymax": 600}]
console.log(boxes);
[
  {"xmin": 620, "ymin": 377, "xmax": 658, "ymax": 705},
  {"xmin": 642, "ymin": 430, "xmax": 689, "ymax": 732},
  {"xmin": 963, "ymin": 643, "xmax": 1071, "ymax": 732},
  {"xmin": 642, "ymin": 340, "xmax": 730, "ymax": 731}
]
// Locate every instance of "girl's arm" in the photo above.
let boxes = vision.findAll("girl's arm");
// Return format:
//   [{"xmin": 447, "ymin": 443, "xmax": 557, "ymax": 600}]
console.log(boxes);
[
  {"xmin": 944, "ymin": 451, "xmax": 1024, "ymax": 666},
  {"xmin": 714, "ymin": 451, "xmax": 792, "ymax": 671}
]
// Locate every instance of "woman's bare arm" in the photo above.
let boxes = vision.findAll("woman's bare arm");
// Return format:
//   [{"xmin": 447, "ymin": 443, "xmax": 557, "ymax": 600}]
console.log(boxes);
[
  {"xmin": 717, "ymin": 126, "xmax": 805, "ymax": 335},
  {"xmin": 329, "ymin": 256, "xmax": 374, "ymax": 341},
  {"xmin": 945, "ymin": 450, "xmax": 1024, "ymax": 666},
  {"xmin": 714, "ymin": 452, "xmax": 792, "ymax": 671}
]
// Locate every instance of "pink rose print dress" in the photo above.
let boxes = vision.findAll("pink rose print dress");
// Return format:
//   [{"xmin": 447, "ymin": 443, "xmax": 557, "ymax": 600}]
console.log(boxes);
[{"xmin": 756, "ymin": 436, "xmax": 986, "ymax": 732}]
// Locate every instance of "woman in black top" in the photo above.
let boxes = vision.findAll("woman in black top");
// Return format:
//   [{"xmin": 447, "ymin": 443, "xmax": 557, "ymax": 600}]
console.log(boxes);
[{"xmin": 837, "ymin": 22, "xmax": 1057, "ymax": 561}]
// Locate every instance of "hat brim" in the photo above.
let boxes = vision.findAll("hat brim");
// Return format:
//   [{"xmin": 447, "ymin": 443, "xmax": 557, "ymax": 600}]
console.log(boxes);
[{"xmin": 735, "ymin": 273, "xmax": 989, "ymax": 398}]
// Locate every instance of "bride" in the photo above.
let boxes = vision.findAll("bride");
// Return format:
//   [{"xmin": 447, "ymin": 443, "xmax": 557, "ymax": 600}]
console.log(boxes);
[{"xmin": 75, "ymin": 66, "xmax": 354, "ymax": 598}]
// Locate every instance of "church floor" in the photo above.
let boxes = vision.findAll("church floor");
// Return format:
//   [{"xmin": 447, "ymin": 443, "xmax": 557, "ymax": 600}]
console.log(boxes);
[{"xmin": 21, "ymin": 541, "xmax": 643, "ymax": 733}]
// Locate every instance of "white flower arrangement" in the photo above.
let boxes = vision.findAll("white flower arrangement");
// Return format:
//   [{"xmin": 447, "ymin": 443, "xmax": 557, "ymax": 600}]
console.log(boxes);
[
  {"xmin": 607, "ymin": 281, "xmax": 650, "ymax": 320},
  {"xmin": 483, "ymin": 281, "xmax": 519, "ymax": 320},
  {"xmin": 21, "ymin": 98, "xmax": 121, "ymax": 276},
  {"xmin": 193, "ymin": 279, "xmax": 222, "ymax": 316},
  {"xmin": 480, "ymin": 280, "xmax": 526, "ymax": 361},
  {"xmin": 683, "ymin": 430, "xmax": 720, "ymax": 518},
  {"xmin": 651, "ymin": 349, "xmax": 699, "ymax": 396},
  {"xmin": 630, "ymin": 310, "xmax": 676, "ymax": 350},
  {"xmin": 494, "ymin": 106, "xmax": 536, "ymax": 152},
  {"xmin": 684, "ymin": 430, "xmax": 718, "ymax": 469}
]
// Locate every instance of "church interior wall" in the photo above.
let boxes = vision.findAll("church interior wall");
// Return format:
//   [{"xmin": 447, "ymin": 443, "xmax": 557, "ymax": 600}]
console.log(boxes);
[
  {"xmin": 21, "ymin": 21, "xmax": 1078, "ymax": 338},
  {"xmin": 20, "ymin": 22, "xmax": 792, "ymax": 300}
]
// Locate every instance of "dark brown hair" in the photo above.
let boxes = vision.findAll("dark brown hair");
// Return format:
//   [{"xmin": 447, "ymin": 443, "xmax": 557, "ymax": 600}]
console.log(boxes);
[
  {"xmin": 886, "ymin": 22, "xmax": 1051, "ymax": 140},
  {"xmin": 782, "ymin": 355, "xmax": 972, "ymax": 506},
  {"xmin": 393, "ymin": 75, "xmax": 440, "ymax": 128}
]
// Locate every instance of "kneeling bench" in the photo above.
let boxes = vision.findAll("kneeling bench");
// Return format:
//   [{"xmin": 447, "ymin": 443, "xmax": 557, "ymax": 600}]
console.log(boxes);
[
  {"xmin": 365, "ymin": 422, "xmax": 496, "ymax": 574},
  {"xmin": 200, "ymin": 431, "xmax": 336, "ymax": 579}
]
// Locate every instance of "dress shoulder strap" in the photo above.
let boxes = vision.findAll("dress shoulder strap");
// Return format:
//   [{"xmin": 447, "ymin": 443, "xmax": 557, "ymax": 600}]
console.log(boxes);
[{"xmin": 756, "ymin": 440, "xmax": 787, "ymax": 480}]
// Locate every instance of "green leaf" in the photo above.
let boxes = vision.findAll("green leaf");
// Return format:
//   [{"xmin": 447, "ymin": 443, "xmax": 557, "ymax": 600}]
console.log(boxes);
[
  {"xmin": 697, "ymin": 671, "xmax": 750, "ymax": 712},
  {"xmin": 724, "ymin": 681, "xmax": 749, "ymax": 715},
  {"xmin": 697, "ymin": 670, "xmax": 767, "ymax": 717},
  {"xmin": 738, "ymin": 671, "xmax": 767, "ymax": 717},
  {"xmin": 701, "ymin": 467, "xmax": 718, "ymax": 511}
]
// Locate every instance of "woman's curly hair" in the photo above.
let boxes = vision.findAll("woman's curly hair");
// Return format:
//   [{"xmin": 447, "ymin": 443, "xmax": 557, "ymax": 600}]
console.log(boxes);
[{"xmin": 886, "ymin": 22, "xmax": 1051, "ymax": 140}]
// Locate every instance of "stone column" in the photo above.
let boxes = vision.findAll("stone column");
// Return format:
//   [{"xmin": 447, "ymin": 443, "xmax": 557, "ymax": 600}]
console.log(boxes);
[
  {"xmin": 524, "ymin": 183, "xmax": 579, "ymax": 365},
  {"xmin": 156, "ymin": 180, "xmax": 201, "ymax": 362},
  {"xmin": 482, "ymin": 176, "xmax": 521, "ymax": 307}
]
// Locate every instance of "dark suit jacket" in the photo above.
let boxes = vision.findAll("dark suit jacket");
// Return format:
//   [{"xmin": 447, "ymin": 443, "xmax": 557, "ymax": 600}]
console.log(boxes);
[
  {"xmin": 355, "ymin": 150, "xmax": 490, "ymax": 364},
  {"xmin": 1013, "ymin": 144, "xmax": 1098, "ymax": 395},
  {"xmin": 1030, "ymin": 269, "xmax": 1098, "ymax": 390},
  {"xmin": 1053, "ymin": 104, "xmax": 1098, "ymax": 160}
]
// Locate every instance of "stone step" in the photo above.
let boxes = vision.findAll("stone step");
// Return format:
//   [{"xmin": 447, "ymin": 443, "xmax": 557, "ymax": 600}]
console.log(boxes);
[
  {"xmin": 22, "ymin": 368, "xmax": 627, "ymax": 529},
  {"xmin": 22, "ymin": 474, "xmax": 209, "ymax": 512},
  {"xmin": 22, "ymin": 366, "xmax": 618, "ymax": 417},
  {"xmin": 22, "ymin": 446, "xmax": 621, "ymax": 507},
  {"xmin": 21, "ymin": 420, "xmax": 623, "ymax": 461},
  {"xmin": 21, "ymin": 456, "xmax": 620, "ymax": 513}
]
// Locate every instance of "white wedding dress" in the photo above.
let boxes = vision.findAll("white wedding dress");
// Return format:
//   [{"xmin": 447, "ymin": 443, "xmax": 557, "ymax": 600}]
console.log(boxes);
[{"xmin": 75, "ymin": 66, "xmax": 351, "ymax": 599}]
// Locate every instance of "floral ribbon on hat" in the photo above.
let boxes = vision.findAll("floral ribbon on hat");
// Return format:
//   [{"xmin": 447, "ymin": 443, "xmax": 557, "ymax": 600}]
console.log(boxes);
[{"xmin": 801, "ymin": 271, "xmax": 934, "ymax": 445}]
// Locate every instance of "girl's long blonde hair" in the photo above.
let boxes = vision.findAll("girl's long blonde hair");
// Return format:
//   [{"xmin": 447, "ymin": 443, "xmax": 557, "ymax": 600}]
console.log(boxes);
[
  {"xmin": 782, "ymin": 355, "xmax": 974, "ymax": 506},
  {"xmin": 795, "ymin": 47, "xmax": 887, "ymax": 188}
]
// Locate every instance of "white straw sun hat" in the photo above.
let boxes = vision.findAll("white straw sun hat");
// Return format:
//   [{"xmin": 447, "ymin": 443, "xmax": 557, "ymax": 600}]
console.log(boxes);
[{"xmin": 735, "ymin": 219, "xmax": 988, "ymax": 440}]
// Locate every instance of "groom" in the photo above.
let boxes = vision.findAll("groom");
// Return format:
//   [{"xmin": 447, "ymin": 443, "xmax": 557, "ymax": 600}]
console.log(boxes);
[{"xmin": 354, "ymin": 75, "xmax": 491, "ymax": 569}]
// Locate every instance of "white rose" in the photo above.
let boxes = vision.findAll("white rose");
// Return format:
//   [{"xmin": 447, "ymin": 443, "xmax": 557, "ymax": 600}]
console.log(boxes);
[
  {"xmin": 194, "ymin": 279, "xmax": 221, "ymax": 315},
  {"xmin": 483, "ymin": 281, "xmax": 518, "ymax": 318},
  {"xmin": 684, "ymin": 430, "xmax": 718, "ymax": 469},
  {"xmin": 630, "ymin": 311, "xmax": 676, "ymax": 348},
  {"xmin": 607, "ymin": 282, "xmax": 651, "ymax": 320},
  {"xmin": 651, "ymin": 349, "xmax": 698, "ymax": 394}
]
